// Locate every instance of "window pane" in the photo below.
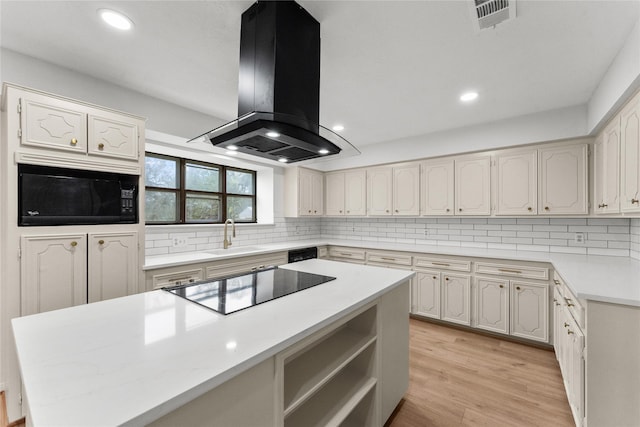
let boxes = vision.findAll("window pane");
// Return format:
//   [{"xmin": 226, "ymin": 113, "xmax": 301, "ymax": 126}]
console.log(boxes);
[
  {"xmin": 186, "ymin": 193, "xmax": 221, "ymax": 222},
  {"xmin": 145, "ymin": 191, "xmax": 177, "ymax": 222},
  {"xmin": 227, "ymin": 196, "xmax": 254, "ymax": 221},
  {"xmin": 186, "ymin": 163, "xmax": 220, "ymax": 192},
  {"xmin": 145, "ymin": 156, "xmax": 178, "ymax": 189},
  {"xmin": 226, "ymin": 170, "xmax": 254, "ymax": 195}
]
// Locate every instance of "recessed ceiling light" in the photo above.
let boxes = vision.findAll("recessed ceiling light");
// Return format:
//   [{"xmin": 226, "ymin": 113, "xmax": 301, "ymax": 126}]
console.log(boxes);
[
  {"xmin": 227, "ymin": 145, "xmax": 239, "ymax": 151},
  {"xmin": 318, "ymin": 149, "xmax": 330, "ymax": 155},
  {"xmin": 460, "ymin": 91, "xmax": 479, "ymax": 102},
  {"xmin": 278, "ymin": 157, "xmax": 288, "ymax": 163},
  {"xmin": 98, "ymin": 9, "xmax": 134, "ymax": 31},
  {"xmin": 332, "ymin": 124, "xmax": 344, "ymax": 132},
  {"xmin": 266, "ymin": 131, "xmax": 280, "ymax": 138}
]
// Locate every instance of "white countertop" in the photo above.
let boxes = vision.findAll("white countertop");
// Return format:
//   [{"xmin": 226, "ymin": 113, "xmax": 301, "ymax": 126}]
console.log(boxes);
[
  {"xmin": 12, "ymin": 260, "xmax": 413, "ymax": 427},
  {"xmin": 146, "ymin": 239, "xmax": 640, "ymax": 307}
]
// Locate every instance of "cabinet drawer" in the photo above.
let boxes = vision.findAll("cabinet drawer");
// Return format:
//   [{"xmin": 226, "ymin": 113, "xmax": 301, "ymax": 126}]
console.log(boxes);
[
  {"xmin": 475, "ymin": 262, "xmax": 549, "ymax": 280},
  {"xmin": 413, "ymin": 256, "xmax": 471, "ymax": 272},
  {"xmin": 554, "ymin": 272, "xmax": 585, "ymax": 329},
  {"xmin": 317, "ymin": 246, "xmax": 328, "ymax": 258},
  {"xmin": 366, "ymin": 251, "xmax": 412, "ymax": 267},
  {"xmin": 152, "ymin": 268, "xmax": 204, "ymax": 289},
  {"xmin": 206, "ymin": 253, "xmax": 287, "ymax": 279},
  {"xmin": 328, "ymin": 247, "xmax": 366, "ymax": 261}
]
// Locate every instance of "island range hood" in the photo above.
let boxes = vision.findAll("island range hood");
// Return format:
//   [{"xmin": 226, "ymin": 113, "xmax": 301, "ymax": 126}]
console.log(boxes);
[{"xmin": 191, "ymin": 0, "xmax": 350, "ymax": 164}]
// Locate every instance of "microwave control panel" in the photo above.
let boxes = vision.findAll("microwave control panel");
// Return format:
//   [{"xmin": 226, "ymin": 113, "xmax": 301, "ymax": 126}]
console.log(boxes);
[{"xmin": 121, "ymin": 189, "xmax": 136, "ymax": 215}]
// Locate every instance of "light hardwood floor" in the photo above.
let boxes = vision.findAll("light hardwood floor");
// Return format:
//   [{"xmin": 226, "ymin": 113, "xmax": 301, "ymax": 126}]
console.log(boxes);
[{"xmin": 386, "ymin": 318, "xmax": 574, "ymax": 427}]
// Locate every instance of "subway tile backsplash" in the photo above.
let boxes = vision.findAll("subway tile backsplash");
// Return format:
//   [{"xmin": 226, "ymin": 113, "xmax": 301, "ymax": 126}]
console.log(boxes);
[{"xmin": 145, "ymin": 217, "xmax": 639, "ymax": 259}]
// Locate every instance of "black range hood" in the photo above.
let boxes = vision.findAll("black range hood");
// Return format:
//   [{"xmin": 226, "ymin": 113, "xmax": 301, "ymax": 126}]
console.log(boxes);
[{"xmin": 192, "ymin": 1, "xmax": 348, "ymax": 164}]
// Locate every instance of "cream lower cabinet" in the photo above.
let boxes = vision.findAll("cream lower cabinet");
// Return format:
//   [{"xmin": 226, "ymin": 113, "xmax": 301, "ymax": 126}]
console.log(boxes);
[
  {"xmin": 88, "ymin": 232, "xmax": 138, "ymax": 303},
  {"xmin": 474, "ymin": 277, "xmax": 509, "ymax": 334},
  {"xmin": 21, "ymin": 234, "xmax": 88, "ymax": 315},
  {"xmin": 411, "ymin": 270, "xmax": 441, "ymax": 319},
  {"xmin": 441, "ymin": 274, "xmax": 471, "ymax": 326},
  {"xmin": 510, "ymin": 281, "xmax": 548, "ymax": 342}
]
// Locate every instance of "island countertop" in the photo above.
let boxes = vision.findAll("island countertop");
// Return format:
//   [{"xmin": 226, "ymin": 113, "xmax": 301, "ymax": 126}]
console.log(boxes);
[{"xmin": 12, "ymin": 259, "xmax": 414, "ymax": 427}]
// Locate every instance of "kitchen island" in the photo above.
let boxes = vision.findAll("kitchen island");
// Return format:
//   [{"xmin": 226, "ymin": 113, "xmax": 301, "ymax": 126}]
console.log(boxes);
[{"xmin": 12, "ymin": 259, "xmax": 413, "ymax": 426}]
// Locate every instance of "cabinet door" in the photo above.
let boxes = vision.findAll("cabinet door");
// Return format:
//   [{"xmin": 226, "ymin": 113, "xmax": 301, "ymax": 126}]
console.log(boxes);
[
  {"xmin": 510, "ymin": 281, "xmax": 548, "ymax": 342},
  {"xmin": 553, "ymin": 287, "xmax": 563, "ymax": 361},
  {"xmin": 455, "ymin": 156, "xmax": 491, "ymax": 215},
  {"xmin": 311, "ymin": 171, "xmax": 324, "ymax": 215},
  {"xmin": 88, "ymin": 113, "xmax": 139, "ymax": 160},
  {"xmin": 474, "ymin": 277, "xmax": 509, "ymax": 334},
  {"xmin": 539, "ymin": 144, "xmax": 588, "ymax": 214},
  {"xmin": 21, "ymin": 93, "xmax": 87, "ymax": 153},
  {"xmin": 367, "ymin": 167, "xmax": 393, "ymax": 215},
  {"xmin": 393, "ymin": 163, "xmax": 420, "ymax": 215},
  {"xmin": 88, "ymin": 232, "xmax": 138, "ymax": 303},
  {"xmin": 495, "ymin": 150, "xmax": 537, "ymax": 215},
  {"xmin": 344, "ymin": 170, "xmax": 367, "ymax": 216},
  {"xmin": 441, "ymin": 274, "xmax": 471, "ymax": 326},
  {"xmin": 298, "ymin": 169, "xmax": 314, "ymax": 216},
  {"xmin": 595, "ymin": 120, "xmax": 621, "ymax": 213},
  {"xmin": 620, "ymin": 91, "xmax": 640, "ymax": 212},
  {"xmin": 413, "ymin": 271, "xmax": 441, "ymax": 319},
  {"xmin": 21, "ymin": 234, "xmax": 87, "ymax": 315},
  {"xmin": 325, "ymin": 172, "xmax": 345, "ymax": 215},
  {"xmin": 422, "ymin": 159, "xmax": 454, "ymax": 215},
  {"xmin": 568, "ymin": 323, "xmax": 585, "ymax": 425}
]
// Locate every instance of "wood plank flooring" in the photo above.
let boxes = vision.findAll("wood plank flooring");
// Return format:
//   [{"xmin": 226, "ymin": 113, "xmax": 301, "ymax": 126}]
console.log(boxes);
[{"xmin": 386, "ymin": 318, "xmax": 574, "ymax": 427}]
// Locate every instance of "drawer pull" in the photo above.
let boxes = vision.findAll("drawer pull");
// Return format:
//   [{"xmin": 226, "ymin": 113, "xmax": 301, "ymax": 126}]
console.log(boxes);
[
  {"xmin": 632, "ymin": 198, "xmax": 639, "ymax": 205},
  {"xmin": 340, "ymin": 253, "xmax": 353, "ymax": 257},
  {"xmin": 258, "ymin": 265, "xmax": 265, "ymax": 269},
  {"xmin": 381, "ymin": 257, "xmax": 396, "ymax": 261},
  {"xmin": 564, "ymin": 297, "xmax": 575, "ymax": 307},
  {"xmin": 251, "ymin": 267, "xmax": 258, "ymax": 271},
  {"xmin": 567, "ymin": 330, "xmax": 574, "ymax": 335},
  {"xmin": 553, "ymin": 279, "xmax": 560, "ymax": 285},
  {"xmin": 498, "ymin": 268, "xmax": 522, "ymax": 274},
  {"xmin": 564, "ymin": 322, "xmax": 570, "ymax": 328},
  {"xmin": 432, "ymin": 262, "xmax": 450, "ymax": 267}
]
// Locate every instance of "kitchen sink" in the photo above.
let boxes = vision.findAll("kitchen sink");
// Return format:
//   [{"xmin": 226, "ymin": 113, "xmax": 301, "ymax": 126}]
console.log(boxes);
[{"xmin": 206, "ymin": 246, "xmax": 265, "ymax": 256}]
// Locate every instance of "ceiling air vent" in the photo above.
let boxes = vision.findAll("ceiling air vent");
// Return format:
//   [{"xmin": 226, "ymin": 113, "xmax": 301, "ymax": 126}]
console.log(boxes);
[{"xmin": 470, "ymin": 0, "xmax": 516, "ymax": 31}]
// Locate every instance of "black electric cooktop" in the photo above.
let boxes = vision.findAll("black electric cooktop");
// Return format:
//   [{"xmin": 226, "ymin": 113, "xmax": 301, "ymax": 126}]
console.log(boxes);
[{"xmin": 164, "ymin": 267, "xmax": 336, "ymax": 315}]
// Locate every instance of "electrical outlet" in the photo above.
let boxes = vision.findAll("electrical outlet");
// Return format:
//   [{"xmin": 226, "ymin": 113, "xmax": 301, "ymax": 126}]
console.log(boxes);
[
  {"xmin": 424, "ymin": 229, "xmax": 429, "ymax": 236},
  {"xmin": 172, "ymin": 237, "xmax": 187, "ymax": 248},
  {"xmin": 574, "ymin": 232, "xmax": 585, "ymax": 244}
]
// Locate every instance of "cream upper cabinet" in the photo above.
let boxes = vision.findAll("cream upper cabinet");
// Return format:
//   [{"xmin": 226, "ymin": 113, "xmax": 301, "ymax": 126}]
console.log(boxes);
[
  {"xmin": 455, "ymin": 155, "xmax": 491, "ymax": 216},
  {"xmin": 367, "ymin": 167, "xmax": 393, "ymax": 215},
  {"xmin": 495, "ymin": 149, "xmax": 537, "ymax": 215},
  {"xmin": 325, "ymin": 170, "xmax": 366, "ymax": 216},
  {"xmin": 88, "ymin": 232, "xmax": 138, "ymax": 303},
  {"xmin": 441, "ymin": 273, "xmax": 471, "ymax": 326},
  {"xmin": 421, "ymin": 159, "xmax": 454, "ymax": 216},
  {"xmin": 594, "ymin": 121, "xmax": 621, "ymax": 214},
  {"xmin": 539, "ymin": 144, "xmax": 588, "ymax": 215},
  {"xmin": 474, "ymin": 277, "xmax": 509, "ymax": 335},
  {"xmin": 325, "ymin": 172, "xmax": 345, "ymax": 215},
  {"xmin": 18, "ymin": 88, "xmax": 140, "ymax": 161},
  {"xmin": 344, "ymin": 169, "xmax": 367, "ymax": 216},
  {"xmin": 510, "ymin": 280, "xmax": 548, "ymax": 342},
  {"xmin": 620, "ymin": 90, "xmax": 640, "ymax": 212},
  {"xmin": 21, "ymin": 234, "xmax": 87, "ymax": 316},
  {"xmin": 285, "ymin": 167, "xmax": 324, "ymax": 217},
  {"xmin": 392, "ymin": 163, "xmax": 420, "ymax": 215}
]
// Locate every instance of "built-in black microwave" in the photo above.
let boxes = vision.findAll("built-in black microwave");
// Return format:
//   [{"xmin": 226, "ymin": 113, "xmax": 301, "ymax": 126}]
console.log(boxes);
[{"xmin": 18, "ymin": 164, "xmax": 138, "ymax": 226}]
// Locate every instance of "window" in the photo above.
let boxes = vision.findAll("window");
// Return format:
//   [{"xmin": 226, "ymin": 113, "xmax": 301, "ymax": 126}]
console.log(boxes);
[{"xmin": 145, "ymin": 154, "xmax": 256, "ymax": 224}]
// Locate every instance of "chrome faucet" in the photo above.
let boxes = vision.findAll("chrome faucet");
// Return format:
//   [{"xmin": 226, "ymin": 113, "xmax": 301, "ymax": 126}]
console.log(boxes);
[{"xmin": 223, "ymin": 218, "xmax": 236, "ymax": 249}]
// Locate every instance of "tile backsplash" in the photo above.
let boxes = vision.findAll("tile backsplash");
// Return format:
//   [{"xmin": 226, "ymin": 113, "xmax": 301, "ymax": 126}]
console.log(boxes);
[
  {"xmin": 631, "ymin": 218, "xmax": 640, "ymax": 260},
  {"xmin": 145, "ymin": 217, "xmax": 322, "ymax": 256},
  {"xmin": 146, "ymin": 216, "xmax": 638, "ymax": 259},
  {"xmin": 321, "ymin": 217, "xmax": 632, "ymax": 257}
]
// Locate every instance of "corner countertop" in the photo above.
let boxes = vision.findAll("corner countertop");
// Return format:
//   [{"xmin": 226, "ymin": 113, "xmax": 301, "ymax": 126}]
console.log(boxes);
[
  {"xmin": 12, "ymin": 260, "xmax": 413, "ymax": 427},
  {"xmin": 145, "ymin": 239, "xmax": 640, "ymax": 307}
]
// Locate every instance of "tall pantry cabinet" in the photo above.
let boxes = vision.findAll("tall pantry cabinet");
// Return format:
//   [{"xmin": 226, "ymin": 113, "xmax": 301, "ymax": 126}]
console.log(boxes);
[{"xmin": 1, "ymin": 83, "xmax": 146, "ymax": 420}]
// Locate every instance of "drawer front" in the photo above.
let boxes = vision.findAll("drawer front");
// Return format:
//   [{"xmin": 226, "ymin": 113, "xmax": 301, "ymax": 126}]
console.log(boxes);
[
  {"xmin": 327, "ymin": 246, "xmax": 366, "ymax": 261},
  {"xmin": 554, "ymin": 272, "xmax": 585, "ymax": 329},
  {"xmin": 206, "ymin": 253, "xmax": 288, "ymax": 279},
  {"xmin": 317, "ymin": 246, "xmax": 328, "ymax": 258},
  {"xmin": 414, "ymin": 256, "xmax": 471, "ymax": 272},
  {"xmin": 152, "ymin": 268, "xmax": 204, "ymax": 289},
  {"xmin": 475, "ymin": 262, "xmax": 549, "ymax": 281},
  {"xmin": 366, "ymin": 251, "xmax": 412, "ymax": 267}
]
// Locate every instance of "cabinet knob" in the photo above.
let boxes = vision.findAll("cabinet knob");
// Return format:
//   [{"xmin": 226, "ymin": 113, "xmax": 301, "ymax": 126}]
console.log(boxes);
[
  {"xmin": 564, "ymin": 322, "xmax": 570, "ymax": 328},
  {"xmin": 98, "ymin": 143, "xmax": 105, "ymax": 150},
  {"xmin": 395, "ymin": 209, "xmax": 399, "ymax": 213},
  {"xmin": 527, "ymin": 207, "xmax": 532, "ymax": 212},
  {"xmin": 516, "ymin": 286, "xmax": 521, "ymax": 290},
  {"xmin": 458, "ymin": 208, "xmax": 462, "ymax": 212},
  {"xmin": 567, "ymin": 330, "xmax": 574, "ymax": 335},
  {"xmin": 386, "ymin": 210, "xmax": 389, "ymax": 213},
  {"xmin": 98, "ymin": 240, "xmax": 105, "ymax": 245},
  {"xmin": 544, "ymin": 206, "xmax": 550, "ymax": 211},
  {"xmin": 339, "ymin": 210, "xmax": 342, "ymax": 213},
  {"xmin": 314, "ymin": 210, "xmax": 317, "ymax": 213},
  {"xmin": 70, "ymin": 241, "xmax": 78, "ymax": 247},
  {"xmin": 308, "ymin": 210, "xmax": 312, "ymax": 213},
  {"xmin": 445, "ymin": 277, "xmax": 449, "ymax": 281},
  {"xmin": 347, "ymin": 210, "xmax": 350, "ymax": 213},
  {"xmin": 70, "ymin": 138, "xmax": 78, "ymax": 146},
  {"xmin": 499, "ymin": 284, "xmax": 504, "ymax": 288},
  {"xmin": 432, "ymin": 276, "xmax": 437, "ymax": 279},
  {"xmin": 632, "ymin": 198, "xmax": 639, "ymax": 205},
  {"xmin": 446, "ymin": 208, "xmax": 450, "ymax": 212}
]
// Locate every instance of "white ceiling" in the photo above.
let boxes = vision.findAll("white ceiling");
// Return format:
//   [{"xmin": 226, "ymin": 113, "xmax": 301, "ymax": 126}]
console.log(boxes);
[{"xmin": 1, "ymin": 1, "xmax": 639, "ymax": 149}]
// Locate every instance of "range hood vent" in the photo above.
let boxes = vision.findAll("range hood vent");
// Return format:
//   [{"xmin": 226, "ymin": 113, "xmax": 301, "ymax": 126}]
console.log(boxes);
[{"xmin": 190, "ymin": 1, "xmax": 355, "ymax": 164}]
